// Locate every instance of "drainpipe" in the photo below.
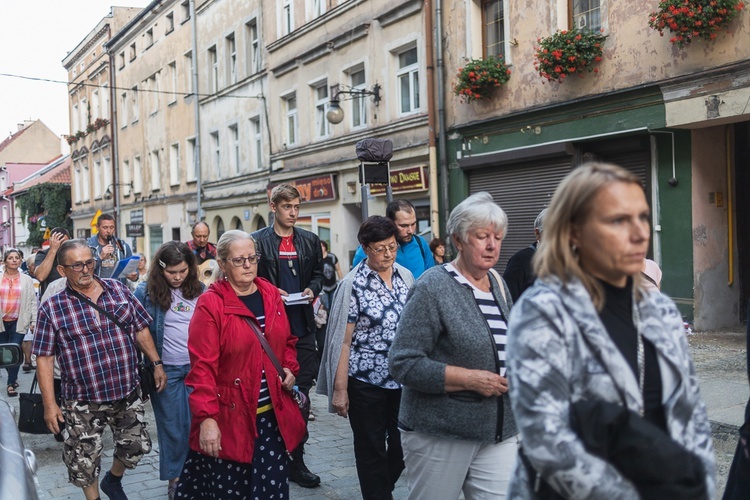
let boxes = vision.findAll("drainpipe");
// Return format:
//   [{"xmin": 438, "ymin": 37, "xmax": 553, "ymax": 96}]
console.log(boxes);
[
  {"xmin": 424, "ymin": 0, "xmax": 439, "ymax": 239},
  {"xmin": 190, "ymin": 0, "xmax": 202, "ymax": 221},
  {"xmin": 435, "ymin": 0, "xmax": 449, "ymax": 232}
]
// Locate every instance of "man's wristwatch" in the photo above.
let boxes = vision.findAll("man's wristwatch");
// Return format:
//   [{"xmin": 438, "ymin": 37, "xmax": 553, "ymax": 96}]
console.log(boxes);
[{"xmin": 152, "ymin": 360, "xmax": 163, "ymax": 368}]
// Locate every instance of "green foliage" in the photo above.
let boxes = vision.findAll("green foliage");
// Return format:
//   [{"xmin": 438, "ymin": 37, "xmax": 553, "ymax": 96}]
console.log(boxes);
[
  {"xmin": 15, "ymin": 183, "xmax": 72, "ymax": 247},
  {"xmin": 453, "ymin": 55, "xmax": 512, "ymax": 103}
]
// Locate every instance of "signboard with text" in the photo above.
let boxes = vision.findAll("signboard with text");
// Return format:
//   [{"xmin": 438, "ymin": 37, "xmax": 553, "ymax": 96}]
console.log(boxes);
[
  {"xmin": 266, "ymin": 174, "xmax": 337, "ymax": 204},
  {"xmin": 126, "ymin": 223, "xmax": 145, "ymax": 237},
  {"xmin": 369, "ymin": 165, "xmax": 428, "ymax": 195}
]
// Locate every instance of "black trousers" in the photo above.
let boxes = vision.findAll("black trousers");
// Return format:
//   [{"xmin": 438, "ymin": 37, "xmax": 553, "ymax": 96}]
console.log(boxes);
[
  {"xmin": 347, "ymin": 377, "xmax": 404, "ymax": 500},
  {"xmin": 292, "ymin": 333, "xmax": 318, "ymax": 454}
]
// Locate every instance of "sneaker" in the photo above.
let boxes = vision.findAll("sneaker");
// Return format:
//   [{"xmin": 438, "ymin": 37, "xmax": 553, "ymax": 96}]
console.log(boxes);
[
  {"xmin": 100, "ymin": 471, "xmax": 128, "ymax": 500},
  {"xmin": 289, "ymin": 458, "xmax": 321, "ymax": 488}
]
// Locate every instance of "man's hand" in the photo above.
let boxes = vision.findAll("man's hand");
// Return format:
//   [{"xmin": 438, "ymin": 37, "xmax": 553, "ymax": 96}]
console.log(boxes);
[
  {"xmin": 100, "ymin": 244, "xmax": 115, "ymax": 258},
  {"xmin": 126, "ymin": 272, "xmax": 139, "ymax": 282},
  {"xmin": 44, "ymin": 403, "xmax": 65, "ymax": 435},
  {"xmin": 302, "ymin": 288, "xmax": 314, "ymax": 303},
  {"xmin": 154, "ymin": 365, "xmax": 167, "ymax": 392}
]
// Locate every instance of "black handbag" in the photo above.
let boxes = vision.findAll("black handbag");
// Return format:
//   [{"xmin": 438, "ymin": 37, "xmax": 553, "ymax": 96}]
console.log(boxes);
[
  {"xmin": 18, "ymin": 374, "xmax": 51, "ymax": 434},
  {"xmin": 243, "ymin": 317, "xmax": 310, "ymax": 421}
]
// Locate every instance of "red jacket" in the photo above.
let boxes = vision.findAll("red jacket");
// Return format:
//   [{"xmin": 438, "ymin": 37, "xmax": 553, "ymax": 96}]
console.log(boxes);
[{"xmin": 186, "ymin": 277, "xmax": 306, "ymax": 463}]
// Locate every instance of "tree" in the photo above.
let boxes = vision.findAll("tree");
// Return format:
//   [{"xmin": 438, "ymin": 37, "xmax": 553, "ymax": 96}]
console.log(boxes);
[{"xmin": 15, "ymin": 183, "xmax": 73, "ymax": 247}]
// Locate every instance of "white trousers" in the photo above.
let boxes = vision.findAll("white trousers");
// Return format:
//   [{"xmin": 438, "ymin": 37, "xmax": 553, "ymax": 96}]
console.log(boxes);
[{"xmin": 401, "ymin": 430, "xmax": 519, "ymax": 500}]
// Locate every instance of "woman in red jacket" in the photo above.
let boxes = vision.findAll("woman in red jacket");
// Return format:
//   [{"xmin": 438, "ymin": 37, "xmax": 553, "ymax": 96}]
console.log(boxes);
[{"xmin": 176, "ymin": 230, "xmax": 306, "ymax": 499}]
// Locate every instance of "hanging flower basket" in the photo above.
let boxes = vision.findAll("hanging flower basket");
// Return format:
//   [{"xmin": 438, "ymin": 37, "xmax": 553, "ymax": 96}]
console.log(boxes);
[
  {"xmin": 65, "ymin": 135, "xmax": 77, "ymax": 146},
  {"xmin": 648, "ymin": 0, "xmax": 745, "ymax": 47},
  {"xmin": 534, "ymin": 29, "xmax": 608, "ymax": 83},
  {"xmin": 453, "ymin": 55, "xmax": 512, "ymax": 103}
]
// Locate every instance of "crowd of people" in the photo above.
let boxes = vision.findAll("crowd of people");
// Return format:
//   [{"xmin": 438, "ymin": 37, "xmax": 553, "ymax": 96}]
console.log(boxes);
[{"xmin": 2, "ymin": 162, "xmax": 736, "ymax": 499}]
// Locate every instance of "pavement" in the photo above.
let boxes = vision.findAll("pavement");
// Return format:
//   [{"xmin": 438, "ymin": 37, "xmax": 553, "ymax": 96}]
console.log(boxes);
[{"xmin": 5, "ymin": 327, "xmax": 747, "ymax": 499}]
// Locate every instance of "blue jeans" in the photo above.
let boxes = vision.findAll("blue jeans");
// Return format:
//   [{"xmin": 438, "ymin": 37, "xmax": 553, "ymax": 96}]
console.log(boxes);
[
  {"xmin": 0, "ymin": 321, "xmax": 24, "ymax": 386},
  {"xmin": 149, "ymin": 363, "xmax": 191, "ymax": 480}
]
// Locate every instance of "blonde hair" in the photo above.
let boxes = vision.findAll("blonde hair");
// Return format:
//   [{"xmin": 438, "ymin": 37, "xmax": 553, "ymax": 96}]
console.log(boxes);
[
  {"xmin": 534, "ymin": 162, "xmax": 645, "ymax": 309},
  {"xmin": 212, "ymin": 230, "xmax": 256, "ymax": 283}
]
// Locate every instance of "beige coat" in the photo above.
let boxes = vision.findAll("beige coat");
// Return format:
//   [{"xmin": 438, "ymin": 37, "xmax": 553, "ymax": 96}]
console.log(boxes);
[{"xmin": 0, "ymin": 272, "xmax": 38, "ymax": 333}]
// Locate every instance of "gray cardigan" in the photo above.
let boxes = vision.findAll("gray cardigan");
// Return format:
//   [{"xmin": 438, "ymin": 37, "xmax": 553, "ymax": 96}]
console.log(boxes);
[{"xmin": 388, "ymin": 265, "xmax": 517, "ymax": 443}]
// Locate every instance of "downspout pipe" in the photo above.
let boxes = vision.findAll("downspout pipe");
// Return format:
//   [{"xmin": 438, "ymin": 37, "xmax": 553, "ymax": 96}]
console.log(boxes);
[
  {"xmin": 190, "ymin": 0, "xmax": 202, "ymax": 221},
  {"xmin": 424, "ymin": 0, "xmax": 439, "ymax": 238},
  {"xmin": 435, "ymin": 0, "xmax": 450, "ymax": 234}
]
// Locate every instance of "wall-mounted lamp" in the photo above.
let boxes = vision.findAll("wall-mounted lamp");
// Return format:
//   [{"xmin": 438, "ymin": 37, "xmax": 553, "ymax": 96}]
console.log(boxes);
[
  {"xmin": 326, "ymin": 83, "xmax": 381, "ymax": 124},
  {"xmin": 103, "ymin": 182, "xmax": 134, "ymax": 200}
]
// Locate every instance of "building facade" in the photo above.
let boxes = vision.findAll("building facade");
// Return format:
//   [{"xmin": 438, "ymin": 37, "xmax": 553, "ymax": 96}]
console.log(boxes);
[{"xmin": 441, "ymin": 0, "xmax": 750, "ymax": 329}]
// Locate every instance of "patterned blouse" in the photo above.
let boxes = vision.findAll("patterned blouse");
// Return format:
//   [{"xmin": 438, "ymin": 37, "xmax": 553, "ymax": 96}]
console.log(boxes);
[{"xmin": 347, "ymin": 261, "xmax": 409, "ymax": 389}]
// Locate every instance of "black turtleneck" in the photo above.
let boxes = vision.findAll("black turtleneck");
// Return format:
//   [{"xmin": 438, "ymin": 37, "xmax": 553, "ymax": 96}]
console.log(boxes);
[{"xmin": 597, "ymin": 278, "xmax": 667, "ymax": 432}]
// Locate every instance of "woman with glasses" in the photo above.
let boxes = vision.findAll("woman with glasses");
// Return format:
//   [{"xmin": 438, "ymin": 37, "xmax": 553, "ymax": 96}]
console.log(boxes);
[
  {"xmin": 134, "ymin": 242, "xmax": 203, "ymax": 499},
  {"xmin": 0, "ymin": 248, "xmax": 37, "ymax": 397},
  {"xmin": 389, "ymin": 192, "xmax": 517, "ymax": 499},
  {"xmin": 176, "ymin": 230, "xmax": 305, "ymax": 499},
  {"xmin": 318, "ymin": 216, "xmax": 414, "ymax": 500}
]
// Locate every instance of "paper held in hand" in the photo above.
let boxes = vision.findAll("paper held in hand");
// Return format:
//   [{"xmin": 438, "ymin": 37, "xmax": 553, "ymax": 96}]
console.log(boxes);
[
  {"xmin": 111, "ymin": 256, "xmax": 140, "ymax": 280},
  {"xmin": 281, "ymin": 292, "xmax": 309, "ymax": 306}
]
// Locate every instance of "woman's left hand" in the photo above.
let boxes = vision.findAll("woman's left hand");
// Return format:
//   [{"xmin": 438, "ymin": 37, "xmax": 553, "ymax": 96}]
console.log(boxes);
[{"xmin": 281, "ymin": 368, "xmax": 296, "ymax": 391}]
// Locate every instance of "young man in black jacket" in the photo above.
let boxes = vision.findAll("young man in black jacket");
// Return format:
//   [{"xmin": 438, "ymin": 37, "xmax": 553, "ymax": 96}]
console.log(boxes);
[{"xmin": 252, "ymin": 183, "xmax": 324, "ymax": 488}]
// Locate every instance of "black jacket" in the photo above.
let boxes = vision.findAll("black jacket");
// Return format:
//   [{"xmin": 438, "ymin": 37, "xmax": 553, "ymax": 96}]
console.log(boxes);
[{"xmin": 251, "ymin": 225, "xmax": 324, "ymax": 335}]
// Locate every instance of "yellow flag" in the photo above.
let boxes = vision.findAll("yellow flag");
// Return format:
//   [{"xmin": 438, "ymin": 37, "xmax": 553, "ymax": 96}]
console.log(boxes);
[
  {"xmin": 90, "ymin": 209, "xmax": 102, "ymax": 235},
  {"xmin": 42, "ymin": 227, "xmax": 51, "ymax": 240}
]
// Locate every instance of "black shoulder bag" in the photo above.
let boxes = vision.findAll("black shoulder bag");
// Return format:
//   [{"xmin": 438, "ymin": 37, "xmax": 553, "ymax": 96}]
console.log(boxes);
[
  {"xmin": 67, "ymin": 287, "xmax": 157, "ymax": 401},
  {"xmin": 18, "ymin": 374, "xmax": 51, "ymax": 435},
  {"xmin": 243, "ymin": 317, "xmax": 310, "ymax": 421}
]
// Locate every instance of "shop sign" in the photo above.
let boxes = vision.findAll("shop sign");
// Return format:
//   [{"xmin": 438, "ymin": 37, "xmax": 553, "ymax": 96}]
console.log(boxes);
[
  {"xmin": 369, "ymin": 166, "xmax": 428, "ymax": 195},
  {"xmin": 126, "ymin": 223, "xmax": 145, "ymax": 237},
  {"xmin": 267, "ymin": 174, "xmax": 336, "ymax": 204},
  {"xmin": 130, "ymin": 209, "xmax": 144, "ymax": 223}
]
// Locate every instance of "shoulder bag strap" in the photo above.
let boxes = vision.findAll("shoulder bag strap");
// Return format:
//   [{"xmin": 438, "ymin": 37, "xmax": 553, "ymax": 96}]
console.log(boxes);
[
  {"xmin": 243, "ymin": 317, "xmax": 285, "ymax": 379},
  {"xmin": 489, "ymin": 268, "xmax": 507, "ymax": 303},
  {"xmin": 66, "ymin": 286, "xmax": 129, "ymax": 332}
]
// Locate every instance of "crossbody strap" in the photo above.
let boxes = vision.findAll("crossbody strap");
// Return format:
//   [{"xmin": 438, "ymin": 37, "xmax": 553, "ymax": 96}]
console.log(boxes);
[{"xmin": 243, "ymin": 317, "xmax": 285, "ymax": 379}]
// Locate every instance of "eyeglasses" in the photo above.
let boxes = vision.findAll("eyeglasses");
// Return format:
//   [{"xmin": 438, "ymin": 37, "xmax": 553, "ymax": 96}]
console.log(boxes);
[
  {"xmin": 61, "ymin": 259, "xmax": 96, "ymax": 272},
  {"xmin": 368, "ymin": 243, "xmax": 398, "ymax": 255},
  {"xmin": 226, "ymin": 254, "xmax": 261, "ymax": 267}
]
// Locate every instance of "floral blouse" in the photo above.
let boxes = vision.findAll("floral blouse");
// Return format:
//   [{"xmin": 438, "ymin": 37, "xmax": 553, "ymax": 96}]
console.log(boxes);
[{"xmin": 347, "ymin": 262, "xmax": 409, "ymax": 389}]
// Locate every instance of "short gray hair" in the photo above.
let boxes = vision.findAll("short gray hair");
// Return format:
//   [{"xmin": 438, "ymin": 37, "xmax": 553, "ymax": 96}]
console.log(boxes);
[
  {"xmin": 447, "ymin": 192, "xmax": 507, "ymax": 246},
  {"xmin": 534, "ymin": 208, "xmax": 547, "ymax": 232},
  {"xmin": 212, "ymin": 230, "xmax": 256, "ymax": 282}
]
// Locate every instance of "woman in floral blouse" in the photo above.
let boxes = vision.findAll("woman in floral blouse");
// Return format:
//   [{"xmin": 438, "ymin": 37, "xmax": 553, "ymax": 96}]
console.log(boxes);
[{"xmin": 318, "ymin": 216, "xmax": 414, "ymax": 500}]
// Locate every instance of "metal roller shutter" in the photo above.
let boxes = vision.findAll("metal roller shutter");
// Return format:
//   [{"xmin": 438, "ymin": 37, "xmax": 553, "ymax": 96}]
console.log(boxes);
[{"xmin": 468, "ymin": 158, "xmax": 572, "ymax": 272}]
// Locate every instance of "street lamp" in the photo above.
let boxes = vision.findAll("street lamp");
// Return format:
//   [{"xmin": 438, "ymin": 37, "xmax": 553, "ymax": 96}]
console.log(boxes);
[
  {"xmin": 326, "ymin": 83, "xmax": 382, "ymax": 124},
  {"xmin": 103, "ymin": 182, "xmax": 134, "ymax": 200}
]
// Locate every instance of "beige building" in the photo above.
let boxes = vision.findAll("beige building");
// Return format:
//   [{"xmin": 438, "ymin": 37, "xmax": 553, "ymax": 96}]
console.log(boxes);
[
  {"xmin": 105, "ymin": 1, "xmax": 197, "ymax": 257},
  {"xmin": 64, "ymin": 6, "xmax": 141, "ymax": 241}
]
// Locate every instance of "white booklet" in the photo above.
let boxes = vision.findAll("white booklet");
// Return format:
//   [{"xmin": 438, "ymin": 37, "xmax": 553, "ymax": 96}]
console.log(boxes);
[{"xmin": 281, "ymin": 292, "xmax": 309, "ymax": 306}]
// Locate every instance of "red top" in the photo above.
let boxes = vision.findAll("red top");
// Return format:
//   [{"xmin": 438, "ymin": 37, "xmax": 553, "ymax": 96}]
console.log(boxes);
[{"xmin": 186, "ymin": 277, "xmax": 305, "ymax": 463}]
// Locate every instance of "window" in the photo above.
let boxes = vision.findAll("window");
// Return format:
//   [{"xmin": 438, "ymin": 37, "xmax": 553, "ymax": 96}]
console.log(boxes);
[
  {"xmin": 74, "ymin": 166, "xmax": 82, "ymax": 203},
  {"xmin": 282, "ymin": 0, "xmax": 294, "ymax": 36},
  {"xmin": 571, "ymin": 0, "xmax": 601, "ymax": 31},
  {"xmin": 397, "ymin": 46, "xmax": 420, "ymax": 114},
  {"xmin": 149, "ymin": 73, "xmax": 159, "ymax": 114},
  {"xmin": 229, "ymin": 124, "xmax": 240, "ymax": 174},
  {"xmin": 169, "ymin": 143, "xmax": 180, "ymax": 186},
  {"xmin": 284, "ymin": 94, "xmax": 298, "ymax": 146},
  {"xmin": 120, "ymin": 93, "xmax": 128, "ymax": 127},
  {"xmin": 185, "ymin": 51, "xmax": 194, "ymax": 94},
  {"xmin": 133, "ymin": 156, "xmax": 142, "ymax": 194},
  {"xmin": 103, "ymin": 156, "xmax": 112, "ymax": 195},
  {"xmin": 351, "ymin": 69, "xmax": 366, "ymax": 128},
  {"xmin": 313, "ymin": 82, "xmax": 329, "ymax": 139},
  {"xmin": 309, "ymin": 0, "xmax": 326, "ymax": 19},
  {"xmin": 482, "ymin": 0, "xmax": 506, "ymax": 58},
  {"xmin": 166, "ymin": 11, "xmax": 175, "ymax": 34},
  {"xmin": 82, "ymin": 162, "xmax": 91, "ymax": 202},
  {"xmin": 150, "ymin": 150, "xmax": 161, "ymax": 190},
  {"xmin": 118, "ymin": 52, "xmax": 125, "ymax": 69},
  {"xmin": 186, "ymin": 138, "xmax": 197, "ymax": 182},
  {"xmin": 181, "ymin": 0, "xmax": 190, "ymax": 23},
  {"xmin": 80, "ymin": 98, "xmax": 88, "ymax": 129},
  {"xmin": 73, "ymin": 103, "xmax": 80, "ymax": 132},
  {"xmin": 122, "ymin": 159, "xmax": 131, "ymax": 196},
  {"xmin": 94, "ymin": 159, "xmax": 102, "ymax": 199},
  {"xmin": 129, "ymin": 42, "xmax": 137, "ymax": 61},
  {"xmin": 250, "ymin": 117, "xmax": 262, "ymax": 170},
  {"xmin": 168, "ymin": 61, "xmax": 177, "ymax": 104},
  {"xmin": 211, "ymin": 131, "xmax": 220, "ymax": 179},
  {"xmin": 101, "ymin": 84, "xmax": 109, "ymax": 119},
  {"xmin": 208, "ymin": 46, "xmax": 218, "ymax": 93},
  {"xmin": 246, "ymin": 20, "xmax": 261, "ymax": 75},
  {"xmin": 131, "ymin": 86, "xmax": 139, "ymax": 122},
  {"xmin": 145, "ymin": 28, "xmax": 154, "ymax": 49},
  {"xmin": 226, "ymin": 33, "xmax": 237, "ymax": 85}
]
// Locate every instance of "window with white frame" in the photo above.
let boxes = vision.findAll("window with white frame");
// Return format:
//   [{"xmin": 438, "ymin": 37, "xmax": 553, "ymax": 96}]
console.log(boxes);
[
  {"xmin": 313, "ymin": 82, "xmax": 329, "ymax": 139},
  {"xmin": 120, "ymin": 93, "xmax": 127, "ymax": 127},
  {"xmin": 282, "ymin": 0, "xmax": 294, "ymax": 36},
  {"xmin": 309, "ymin": 0, "xmax": 326, "ymax": 19},
  {"xmin": 82, "ymin": 161, "xmax": 91, "ymax": 201},
  {"xmin": 181, "ymin": 0, "xmax": 190, "ymax": 22},
  {"xmin": 351, "ymin": 69, "xmax": 366, "ymax": 128},
  {"xmin": 169, "ymin": 143, "xmax": 180, "ymax": 186},
  {"xmin": 208, "ymin": 46, "xmax": 218, "ymax": 93},
  {"xmin": 73, "ymin": 103, "xmax": 80, "ymax": 131},
  {"xmin": 246, "ymin": 20, "xmax": 261, "ymax": 75},
  {"xmin": 166, "ymin": 11, "xmax": 175, "ymax": 34},
  {"xmin": 118, "ymin": 52, "xmax": 126, "ymax": 69},
  {"xmin": 129, "ymin": 42, "xmax": 136, "ymax": 61},
  {"xmin": 146, "ymin": 28, "xmax": 154, "ymax": 49},
  {"xmin": 131, "ymin": 86, "xmax": 139, "ymax": 122},
  {"xmin": 133, "ymin": 156, "xmax": 142, "ymax": 194},
  {"xmin": 397, "ymin": 46, "xmax": 420, "ymax": 114},
  {"xmin": 168, "ymin": 61, "xmax": 177, "ymax": 104},
  {"xmin": 571, "ymin": 0, "xmax": 602, "ymax": 31},
  {"xmin": 150, "ymin": 150, "xmax": 161, "ymax": 190},
  {"xmin": 74, "ymin": 165, "xmax": 82, "ymax": 203},
  {"xmin": 92, "ymin": 90, "xmax": 100, "ymax": 120},
  {"xmin": 483, "ymin": 0, "xmax": 506, "ymax": 58},
  {"xmin": 186, "ymin": 138, "xmax": 197, "ymax": 182},
  {"xmin": 284, "ymin": 94, "xmax": 298, "ymax": 146},
  {"xmin": 80, "ymin": 98, "xmax": 88, "ymax": 128},
  {"xmin": 211, "ymin": 131, "xmax": 221, "ymax": 178},
  {"xmin": 122, "ymin": 159, "xmax": 131, "ymax": 196},
  {"xmin": 94, "ymin": 159, "xmax": 102, "ymax": 199},
  {"xmin": 226, "ymin": 33, "xmax": 237, "ymax": 85},
  {"xmin": 250, "ymin": 117, "xmax": 262, "ymax": 170},
  {"xmin": 229, "ymin": 124, "xmax": 240, "ymax": 174},
  {"xmin": 149, "ymin": 73, "xmax": 159, "ymax": 114},
  {"xmin": 185, "ymin": 51, "xmax": 193, "ymax": 94},
  {"xmin": 102, "ymin": 84, "xmax": 109, "ymax": 119},
  {"xmin": 103, "ymin": 156, "xmax": 112, "ymax": 195}
]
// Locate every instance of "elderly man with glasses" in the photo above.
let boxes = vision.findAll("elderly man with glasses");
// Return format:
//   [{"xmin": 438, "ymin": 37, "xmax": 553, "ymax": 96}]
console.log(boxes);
[{"xmin": 32, "ymin": 239, "xmax": 165, "ymax": 500}]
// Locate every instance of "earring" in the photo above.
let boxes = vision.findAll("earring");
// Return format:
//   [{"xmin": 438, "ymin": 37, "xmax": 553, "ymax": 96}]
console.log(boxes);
[{"xmin": 571, "ymin": 244, "xmax": 577, "ymax": 254}]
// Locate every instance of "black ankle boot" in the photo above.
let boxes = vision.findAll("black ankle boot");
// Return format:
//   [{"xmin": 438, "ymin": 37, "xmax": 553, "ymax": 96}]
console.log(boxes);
[{"xmin": 289, "ymin": 447, "xmax": 320, "ymax": 488}]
